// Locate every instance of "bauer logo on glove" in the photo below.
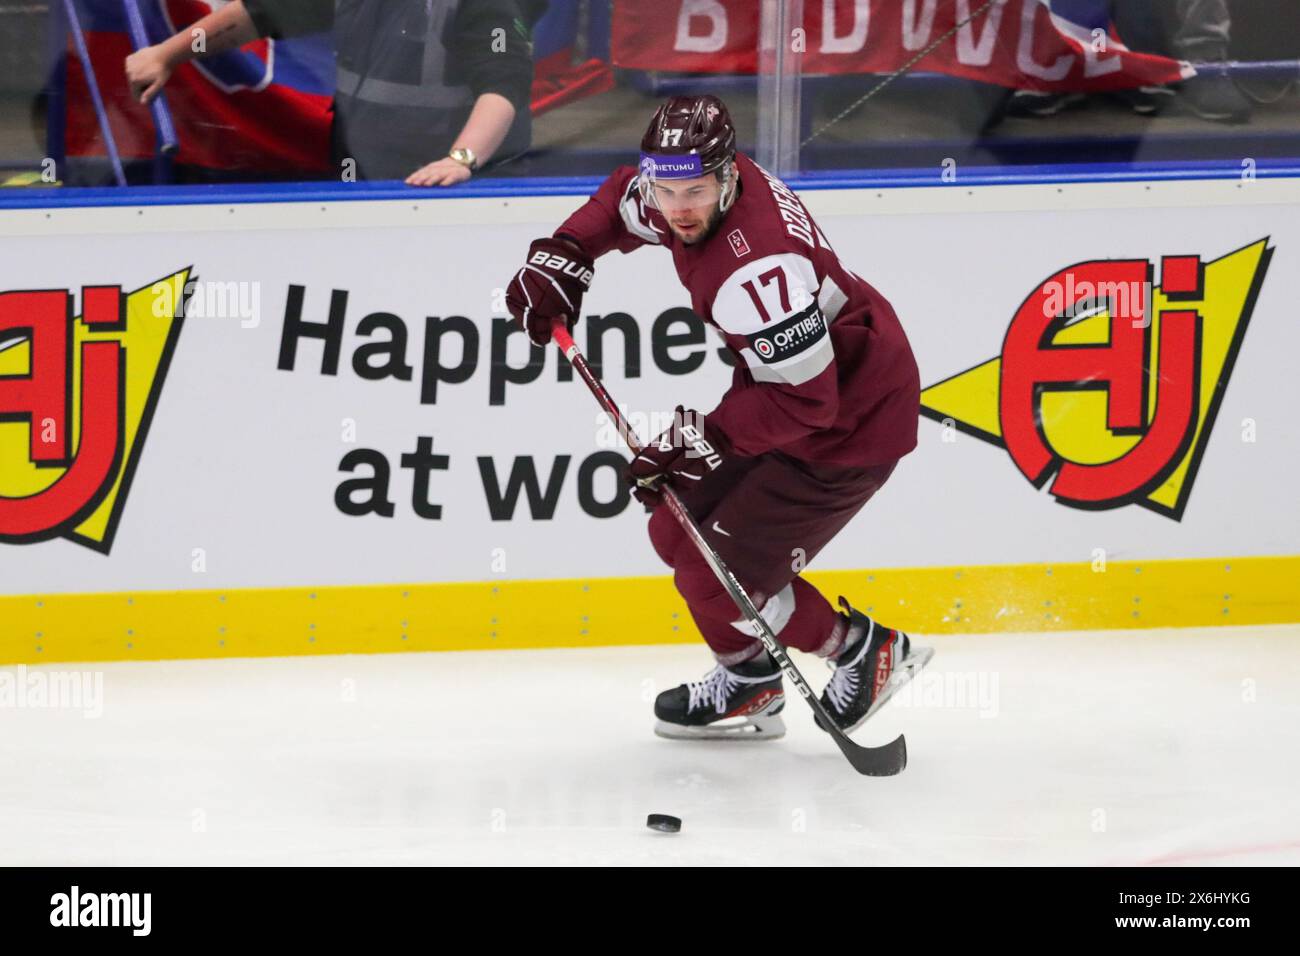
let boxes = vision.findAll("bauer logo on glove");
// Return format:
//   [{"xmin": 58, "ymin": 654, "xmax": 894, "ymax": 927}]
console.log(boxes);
[
  {"xmin": 625, "ymin": 406, "xmax": 731, "ymax": 506},
  {"xmin": 506, "ymin": 236, "xmax": 596, "ymax": 347},
  {"xmin": 526, "ymin": 250, "xmax": 594, "ymax": 287},
  {"xmin": 678, "ymin": 422, "xmax": 723, "ymax": 471}
]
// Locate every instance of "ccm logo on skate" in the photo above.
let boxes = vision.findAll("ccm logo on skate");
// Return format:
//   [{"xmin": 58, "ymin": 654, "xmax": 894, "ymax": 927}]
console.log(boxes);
[
  {"xmin": 0, "ymin": 272, "xmax": 188, "ymax": 553},
  {"xmin": 872, "ymin": 636, "xmax": 896, "ymax": 700},
  {"xmin": 747, "ymin": 303, "xmax": 826, "ymax": 364},
  {"xmin": 727, "ymin": 687, "xmax": 781, "ymax": 717},
  {"xmin": 528, "ymin": 251, "xmax": 594, "ymax": 288},
  {"xmin": 919, "ymin": 241, "xmax": 1273, "ymax": 520}
]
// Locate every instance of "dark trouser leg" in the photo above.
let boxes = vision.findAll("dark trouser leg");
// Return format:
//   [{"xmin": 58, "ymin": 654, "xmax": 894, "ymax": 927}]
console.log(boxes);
[
  {"xmin": 648, "ymin": 453, "xmax": 898, "ymax": 662},
  {"xmin": 1173, "ymin": 0, "xmax": 1231, "ymax": 61}
]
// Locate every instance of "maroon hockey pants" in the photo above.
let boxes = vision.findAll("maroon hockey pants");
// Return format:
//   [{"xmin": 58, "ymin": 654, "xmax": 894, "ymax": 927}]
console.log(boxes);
[{"xmin": 647, "ymin": 452, "xmax": 897, "ymax": 664}]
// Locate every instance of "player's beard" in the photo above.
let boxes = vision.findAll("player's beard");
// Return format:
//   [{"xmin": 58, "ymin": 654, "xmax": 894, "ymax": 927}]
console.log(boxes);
[{"xmin": 673, "ymin": 203, "xmax": 725, "ymax": 246}]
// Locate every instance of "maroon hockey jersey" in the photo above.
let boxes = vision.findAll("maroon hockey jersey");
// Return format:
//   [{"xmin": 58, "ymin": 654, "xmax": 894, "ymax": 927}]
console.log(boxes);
[{"xmin": 555, "ymin": 152, "xmax": 920, "ymax": 467}]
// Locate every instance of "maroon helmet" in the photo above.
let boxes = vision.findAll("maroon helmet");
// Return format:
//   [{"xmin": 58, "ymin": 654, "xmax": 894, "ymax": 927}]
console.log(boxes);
[{"xmin": 638, "ymin": 95, "xmax": 739, "ymax": 212}]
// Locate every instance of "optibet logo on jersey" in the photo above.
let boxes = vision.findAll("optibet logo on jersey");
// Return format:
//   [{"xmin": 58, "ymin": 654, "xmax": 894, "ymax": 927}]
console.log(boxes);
[
  {"xmin": 920, "ymin": 240, "xmax": 1272, "ymax": 519},
  {"xmin": 0, "ymin": 271, "xmax": 189, "ymax": 552}
]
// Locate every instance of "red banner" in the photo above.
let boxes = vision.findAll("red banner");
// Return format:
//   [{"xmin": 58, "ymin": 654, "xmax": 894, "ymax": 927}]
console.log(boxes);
[{"xmin": 611, "ymin": 0, "xmax": 1190, "ymax": 92}]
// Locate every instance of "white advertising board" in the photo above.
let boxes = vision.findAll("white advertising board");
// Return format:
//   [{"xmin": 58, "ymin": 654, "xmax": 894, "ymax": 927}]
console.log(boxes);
[{"xmin": 1, "ymin": 176, "xmax": 1297, "ymax": 595}]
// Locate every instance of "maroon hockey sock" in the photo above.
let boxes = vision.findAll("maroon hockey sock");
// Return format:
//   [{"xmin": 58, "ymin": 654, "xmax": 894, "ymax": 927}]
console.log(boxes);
[{"xmin": 777, "ymin": 577, "xmax": 846, "ymax": 657}]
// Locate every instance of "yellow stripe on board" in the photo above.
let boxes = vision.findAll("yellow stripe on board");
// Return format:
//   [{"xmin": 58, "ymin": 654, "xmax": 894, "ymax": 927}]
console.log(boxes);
[{"xmin": 1, "ymin": 556, "xmax": 1296, "ymax": 665}]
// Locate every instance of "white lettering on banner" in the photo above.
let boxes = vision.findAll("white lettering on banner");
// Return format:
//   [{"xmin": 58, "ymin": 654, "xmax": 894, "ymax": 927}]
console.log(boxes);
[
  {"xmin": 612, "ymin": 1, "xmax": 1192, "ymax": 94},
  {"xmin": 820, "ymin": 0, "xmax": 870, "ymax": 55},
  {"xmin": 675, "ymin": 0, "xmax": 727, "ymax": 54},
  {"xmin": 956, "ymin": 0, "xmax": 1008, "ymax": 67},
  {"xmin": 1017, "ymin": 2, "xmax": 1072, "ymax": 80},
  {"xmin": 901, "ymin": 0, "xmax": 938, "ymax": 50}
]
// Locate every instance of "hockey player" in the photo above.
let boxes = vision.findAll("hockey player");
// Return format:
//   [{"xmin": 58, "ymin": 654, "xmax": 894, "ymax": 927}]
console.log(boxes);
[{"xmin": 506, "ymin": 95, "xmax": 930, "ymax": 740}]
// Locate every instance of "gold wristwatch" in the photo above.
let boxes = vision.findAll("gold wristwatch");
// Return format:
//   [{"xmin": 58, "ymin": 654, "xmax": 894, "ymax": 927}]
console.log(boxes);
[{"xmin": 448, "ymin": 147, "xmax": 478, "ymax": 171}]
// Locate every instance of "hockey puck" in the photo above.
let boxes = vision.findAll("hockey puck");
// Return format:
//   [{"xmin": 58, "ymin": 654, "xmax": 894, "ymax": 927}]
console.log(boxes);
[{"xmin": 646, "ymin": 813, "xmax": 681, "ymax": 833}]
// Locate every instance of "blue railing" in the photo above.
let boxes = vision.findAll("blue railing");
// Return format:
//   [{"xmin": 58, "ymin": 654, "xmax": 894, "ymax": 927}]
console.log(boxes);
[
  {"xmin": 122, "ymin": 0, "xmax": 179, "ymax": 183},
  {"xmin": 3, "ymin": 158, "xmax": 1298, "ymax": 211}
]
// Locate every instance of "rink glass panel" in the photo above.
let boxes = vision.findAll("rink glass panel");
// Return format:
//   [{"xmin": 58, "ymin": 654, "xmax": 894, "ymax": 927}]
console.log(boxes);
[{"xmin": 1, "ymin": 1, "xmax": 1297, "ymax": 188}]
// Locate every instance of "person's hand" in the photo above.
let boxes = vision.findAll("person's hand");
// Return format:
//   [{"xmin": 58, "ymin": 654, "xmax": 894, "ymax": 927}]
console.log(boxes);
[
  {"xmin": 625, "ymin": 406, "xmax": 731, "ymax": 507},
  {"xmin": 405, "ymin": 158, "xmax": 473, "ymax": 187},
  {"xmin": 125, "ymin": 46, "xmax": 174, "ymax": 105},
  {"xmin": 505, "ymin": 236, "xmax": 595, "ymax": 347}
]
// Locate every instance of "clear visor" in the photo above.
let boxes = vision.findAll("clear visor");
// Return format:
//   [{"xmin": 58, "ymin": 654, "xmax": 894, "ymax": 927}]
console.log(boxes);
[{"xmin": 639, "ymin": 168, "xmax": 727, "ymax": 214}]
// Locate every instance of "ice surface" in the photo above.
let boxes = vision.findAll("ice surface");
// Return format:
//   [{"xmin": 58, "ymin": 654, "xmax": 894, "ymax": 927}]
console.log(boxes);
[{"xmin": 2, "ymin": 624, "xmax": 1298, "ymax": 865}]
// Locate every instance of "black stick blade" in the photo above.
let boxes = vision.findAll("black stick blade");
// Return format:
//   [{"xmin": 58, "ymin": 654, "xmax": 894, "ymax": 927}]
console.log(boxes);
[{"xmin": 840, "ymin": 733, "xmax": 908, "ymax": 777}]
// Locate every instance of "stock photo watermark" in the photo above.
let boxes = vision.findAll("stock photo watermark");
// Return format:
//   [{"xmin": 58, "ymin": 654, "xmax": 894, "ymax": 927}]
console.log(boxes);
[
  {"xmin": 0, "ymin": 666, "xmax": 104, "ymax": 718},
  {"xmin": 151, "ymin": 279, "xmax": 262, "ymax": 328}
]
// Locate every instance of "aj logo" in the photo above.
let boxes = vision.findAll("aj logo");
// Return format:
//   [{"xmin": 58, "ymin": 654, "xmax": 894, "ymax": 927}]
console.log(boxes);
[
  {"xmin": 920, "ymin": 240, "xmax": 1272, "ymax": 519},
  {"xmin": 0, "ymin": 271, "xmax": 189, "ymax": 552}
]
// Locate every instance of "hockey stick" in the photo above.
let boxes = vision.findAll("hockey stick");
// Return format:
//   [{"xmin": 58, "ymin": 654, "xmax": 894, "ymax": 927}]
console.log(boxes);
[{"xmin": 550, "ymin": 319, "xmax": 907, "ymax": 777}]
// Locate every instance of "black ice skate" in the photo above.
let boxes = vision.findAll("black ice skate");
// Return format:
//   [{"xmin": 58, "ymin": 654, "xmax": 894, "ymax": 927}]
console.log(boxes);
[
  {"xmin": 816, "ymin": 598, "xmax": 934, "ymax": 734},
  {"xmin": 654, "ymin": 654, "xmax": 785, "ymax": 740}
]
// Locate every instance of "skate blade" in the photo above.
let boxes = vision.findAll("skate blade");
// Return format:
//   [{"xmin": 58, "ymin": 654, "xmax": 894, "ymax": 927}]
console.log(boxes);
[
  {"xmin": 654, "ymin": 710, "xmax": 786, "ymax": 741},
  {"xmin": 844, "ymin": 644, "xmax": 936, "ymax": 734}
]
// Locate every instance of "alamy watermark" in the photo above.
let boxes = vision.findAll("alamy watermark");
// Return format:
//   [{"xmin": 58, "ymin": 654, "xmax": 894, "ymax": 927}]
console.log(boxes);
[
  {"xmin": 888, "ymin": 669, "xmax": 1000, "ymax": 718},
  {"xmin": 0, "ymin": 665, "xmax": 104, "ymax": 718},
  {"xmin": 151, "ymin": 279, "xmax": 262, "ymax": 328},
  {"xmin": 50, "ymin": 886, "xmax": 150, "ymax": 936},
  {"xmin": 1042, "ymin": 275, "xmax": 1151, "ymax": 327}
]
